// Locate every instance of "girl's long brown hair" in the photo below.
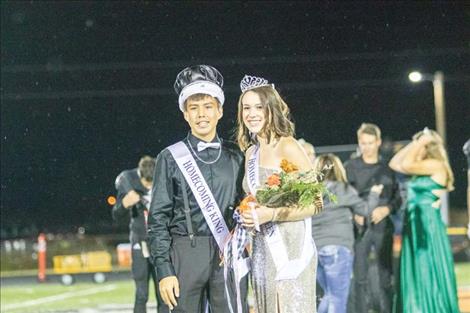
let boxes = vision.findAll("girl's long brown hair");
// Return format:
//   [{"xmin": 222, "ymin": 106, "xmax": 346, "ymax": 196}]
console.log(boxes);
[{"xmin": 236, "ymin": 86, "xmax": 295, "ymax": 151}]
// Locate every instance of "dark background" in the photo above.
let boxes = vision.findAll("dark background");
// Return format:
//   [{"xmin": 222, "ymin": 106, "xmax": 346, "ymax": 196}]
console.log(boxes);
[{"xmin": 1, "ymin": 1, "xmax": 469, "ymax": 238}]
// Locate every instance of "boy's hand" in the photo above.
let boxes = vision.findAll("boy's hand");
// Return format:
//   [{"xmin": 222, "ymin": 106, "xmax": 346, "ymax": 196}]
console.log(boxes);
[{"xmin": 159, "ymin": 276, "xmax": 179, "ymax": 310}]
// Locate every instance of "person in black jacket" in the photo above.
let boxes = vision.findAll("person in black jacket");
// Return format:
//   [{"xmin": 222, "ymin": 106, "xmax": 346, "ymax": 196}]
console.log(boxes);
[
  {"xmin": 113, "ymin": 155, "xmax": 158, "ymax": 313},
  {"xmin": 147, "ymin": 65, "xmax": 247, "ymax": 313},
  {"xmin": 345, "ymin": 123, "xmax": 401, "ymax": 313}
]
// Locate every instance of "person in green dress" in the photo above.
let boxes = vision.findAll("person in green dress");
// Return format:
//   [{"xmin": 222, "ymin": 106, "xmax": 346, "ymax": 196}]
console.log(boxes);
[{"xmin": 389, "ymin": 128, "xmax": 459, "ymax": 313}]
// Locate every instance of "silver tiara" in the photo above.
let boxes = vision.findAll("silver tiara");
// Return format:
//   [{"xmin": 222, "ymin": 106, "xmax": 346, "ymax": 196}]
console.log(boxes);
[{"xmin": 240, "ymin": 75, "xmax": 274, "ymax": 92}]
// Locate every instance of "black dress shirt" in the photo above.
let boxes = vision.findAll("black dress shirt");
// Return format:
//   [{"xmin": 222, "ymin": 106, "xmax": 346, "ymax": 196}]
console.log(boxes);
[
  {"xmin": 147, "ymin": 133, "xmax": 244, "ymax": 280},
  {"xmin": 344, "ymin": 157, "xmax": 401, "ymax": 216}
]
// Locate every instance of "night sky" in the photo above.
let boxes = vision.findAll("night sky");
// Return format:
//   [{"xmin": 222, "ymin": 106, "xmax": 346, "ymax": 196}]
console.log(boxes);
[{"xmin": 1, "ymin": 1, "xmax": 469, "ymax": 237}]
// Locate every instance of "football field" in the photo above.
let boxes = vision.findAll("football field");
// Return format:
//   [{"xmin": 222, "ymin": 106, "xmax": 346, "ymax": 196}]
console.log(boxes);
[
  {"xmin": 0, "ymin": 280, "xmax": 156, "ymax": 313},
  {"xmin": 1, "ymin": 263, "xmax": 469, "ymax": 313}
]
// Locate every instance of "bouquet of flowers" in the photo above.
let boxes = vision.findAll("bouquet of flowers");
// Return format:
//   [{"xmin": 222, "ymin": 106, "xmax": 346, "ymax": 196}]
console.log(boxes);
[
  {"xmin": 240, "ymin": 159, "xmax": 335, "ymax": 214},
  {"xmin": 222, "ymin": 159, "xmax": 335, "ymax": 312}
]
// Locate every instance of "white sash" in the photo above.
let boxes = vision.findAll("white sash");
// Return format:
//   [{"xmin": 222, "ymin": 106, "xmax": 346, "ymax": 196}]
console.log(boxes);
[
  {"xmin": 247, "ymin": 146, "xmax": 315, "ymax": 280},
  {"xmin": 168, "ymin": 141, "xmax": 229, "ymax": 251}
]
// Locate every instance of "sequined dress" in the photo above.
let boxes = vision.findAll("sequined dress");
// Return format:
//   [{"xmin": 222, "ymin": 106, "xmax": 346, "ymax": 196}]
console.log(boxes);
[{"xmin": 243, "ymin": 167, "xmax": 317, "ymax": 313}]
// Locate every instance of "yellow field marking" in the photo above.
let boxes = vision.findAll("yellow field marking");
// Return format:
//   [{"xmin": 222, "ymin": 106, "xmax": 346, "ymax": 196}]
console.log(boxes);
[{"xmin": 448, "ymin": 227, "xmax": 468, "ymax": 235}]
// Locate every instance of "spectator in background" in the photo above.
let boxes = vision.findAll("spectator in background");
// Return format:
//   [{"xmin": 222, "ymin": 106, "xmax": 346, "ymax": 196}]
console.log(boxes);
[
  {"xmin": 345, "ymin": 123, "xmax": 401, "ymax": 313},
  {"xmin": 390, "ymin": 128, "xmax": 459, "ymax": 312},
  {"xmin": 312, "ymin": 154, "xmax": 383, "ymax": 313},
  {"xmin": 113, "ymin": 156, "xmax": 158, "ymax": 313}
]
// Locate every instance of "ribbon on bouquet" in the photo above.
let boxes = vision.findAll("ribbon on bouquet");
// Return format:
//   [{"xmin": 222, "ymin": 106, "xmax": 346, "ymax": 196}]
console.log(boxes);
[{"xmin": 223, "ymin": 210, "xmax": 251, "ymax": 313}]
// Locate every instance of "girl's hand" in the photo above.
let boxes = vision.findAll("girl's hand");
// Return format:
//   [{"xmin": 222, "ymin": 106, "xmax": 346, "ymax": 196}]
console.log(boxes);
[
  {"xmin": 418, "ymin": 133, "xmax": 434, "ymax": 145},
  {"xmin": 241, "ymin": 205, "xmax": 275, "ymax": 227},
  {"xmin": 241, "ymin": 210, "xmax": 255, "ymax": 228}
]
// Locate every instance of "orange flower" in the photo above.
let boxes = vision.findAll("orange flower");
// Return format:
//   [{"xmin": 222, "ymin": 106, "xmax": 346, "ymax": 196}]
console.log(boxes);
[
  {"xmin": 280, "ymin": 159, "xmax": 299, "ymax": 173},
  {"xmin": 239, "ymin": 194, "xmax": 257, "ymax": 213},
  {"xmin": 267, "ymin": 173, "xmax": 281, "ymax": 187}
]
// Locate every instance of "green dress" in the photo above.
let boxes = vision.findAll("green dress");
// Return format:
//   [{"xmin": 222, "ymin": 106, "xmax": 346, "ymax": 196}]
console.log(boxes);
[{"xmin": 396, "ymin": 176, "xmax": 460, "ymax": 313}]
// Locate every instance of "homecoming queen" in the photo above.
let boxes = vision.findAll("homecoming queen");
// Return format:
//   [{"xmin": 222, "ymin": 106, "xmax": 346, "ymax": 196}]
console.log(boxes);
[{"xmin": 237, "ymin": 75, "xmax": 323, "ymax": 313}]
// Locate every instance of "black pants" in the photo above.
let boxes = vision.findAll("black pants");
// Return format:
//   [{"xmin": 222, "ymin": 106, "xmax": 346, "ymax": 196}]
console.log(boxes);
[
  {"xmin": 353, "ymin": 220, "xmax": 394, "ymax": 313},
  {"xmin": 158, "ymin": 236, "xmax": 248, "ymax": 313},
  {"xmin": 132, "ymin": 243, "xmax": 159, "ymax": 313}
]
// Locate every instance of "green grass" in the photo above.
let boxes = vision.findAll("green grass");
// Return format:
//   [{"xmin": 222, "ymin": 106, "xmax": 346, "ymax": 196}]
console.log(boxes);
[
  {"xmin": 1, "ymin": 264, "xmax": 468, "ymax": 313},
  {"xmin": 0, "ymin": 280, "xmax": 157, "ymax": 313},
  {"xmin": 456, "ymin": 262, "xmax": 470, "ymax": 286}
]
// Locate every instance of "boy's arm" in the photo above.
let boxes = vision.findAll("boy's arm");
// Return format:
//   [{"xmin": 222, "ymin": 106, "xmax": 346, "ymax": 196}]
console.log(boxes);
[{"xmin": 147, "ymin": 151, "xmax": 176, "ymax": 281}]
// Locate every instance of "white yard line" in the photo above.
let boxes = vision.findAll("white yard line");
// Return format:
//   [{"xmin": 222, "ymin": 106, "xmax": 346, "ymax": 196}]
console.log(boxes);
[{"xmin": 2, "ymin": 284, "xmax": 117, "ymax": 311}]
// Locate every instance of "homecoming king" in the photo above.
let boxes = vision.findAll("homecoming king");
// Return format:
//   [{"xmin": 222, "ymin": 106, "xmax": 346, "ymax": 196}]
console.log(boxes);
[{"xmin": 148, "ymin": 65, "xmax": 248, "ymax": 313}]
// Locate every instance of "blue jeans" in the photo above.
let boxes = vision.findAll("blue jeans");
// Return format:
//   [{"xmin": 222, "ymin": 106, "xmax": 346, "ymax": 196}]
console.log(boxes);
[{"xmin": 317, "ymin": 245, "xmax": 354, "ymax": 313}]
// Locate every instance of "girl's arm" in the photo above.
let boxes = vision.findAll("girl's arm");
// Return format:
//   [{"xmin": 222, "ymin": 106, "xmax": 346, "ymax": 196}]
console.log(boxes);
[
  {"xmin": 400, "ymin": 136, "xmax": 442, "ymax": 175},
  {"xmin": 389, "ymin": 142, "xmax": 413, "ymax": 173}
]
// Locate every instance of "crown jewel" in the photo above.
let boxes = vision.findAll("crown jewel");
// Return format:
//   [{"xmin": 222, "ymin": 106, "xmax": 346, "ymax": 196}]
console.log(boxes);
[{"xmin": 240, "ymin": 75, "xmax": 273, "ymax": 92}]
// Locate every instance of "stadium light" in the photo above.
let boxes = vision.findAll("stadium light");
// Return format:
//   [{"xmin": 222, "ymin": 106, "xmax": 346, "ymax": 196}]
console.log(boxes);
[
  {"xmin": 407, "ymin": 71, "xmax": 446, "ymax": 145},
  {"xmin": 408, "ymin": 71, "xmax": 423, "ymax": 82}
]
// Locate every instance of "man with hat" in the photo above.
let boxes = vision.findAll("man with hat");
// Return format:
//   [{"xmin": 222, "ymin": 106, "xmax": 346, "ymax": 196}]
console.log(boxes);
[{"xmin": 147, "ymin": 65, "xmax": 247, "ymax": 313}]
